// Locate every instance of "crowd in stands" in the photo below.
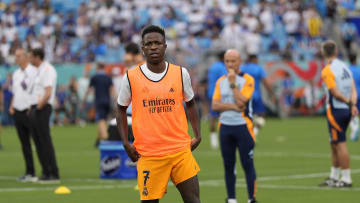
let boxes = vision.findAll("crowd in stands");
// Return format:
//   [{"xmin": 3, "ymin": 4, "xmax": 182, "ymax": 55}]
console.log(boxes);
[
  {"xmin": 0, "ymin": 0, "xmax": 359, "ymax": 67},
  {"xmin": 1, "ymin": 0, "xmax": 360, "ymax": 125}
]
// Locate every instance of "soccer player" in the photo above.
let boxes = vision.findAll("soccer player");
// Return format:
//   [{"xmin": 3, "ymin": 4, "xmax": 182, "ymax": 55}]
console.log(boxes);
[
  {"xmin": 116, "ymin": 25, "xmax": 201, "ymax": 203},
  {"xmin": 319, "ymin": 41, "xmax": 357, "ymax": 187},
  {"xmin": 83, "ymin": 63, "xmax": 116, "ymax": 146},
  {"xmin": 207, "ymin": 51, "xmax": 227, "ymax": 149},
  {"xmin": 241, "ymin": 54, "xmax": 274, "ymax": 137},
  {"xmin": 212, "ymin": 49, "xmax": 257, "ymax": 203},
  {"xmin": 348, "ymin": 53, "xmax": 360, "ymax": 141},
  {"xmin": 29, "ymin": 48, "xmax": 60, "ymax": 183},
  {"xmin": 9, "ymin": 48, "xmax": 38, "ymax": 182}
]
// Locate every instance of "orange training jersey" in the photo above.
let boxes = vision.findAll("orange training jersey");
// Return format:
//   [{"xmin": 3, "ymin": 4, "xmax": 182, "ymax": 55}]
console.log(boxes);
[{"xmin": 127, "ymin": 63, "xmax": 190, "ymax": 157}]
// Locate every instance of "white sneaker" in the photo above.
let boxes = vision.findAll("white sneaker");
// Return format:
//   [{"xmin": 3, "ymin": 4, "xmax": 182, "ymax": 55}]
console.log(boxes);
[
  {"xmin": 18, "ymin": 175, "xmax": 38, "ymax": 183},
  {"xmin": 210, "ymin": 132, "xmax": 218, "ymax": 150},
  {"xmin": 227, "ymin": 198, "xmax": 237, "ymax": 203}
]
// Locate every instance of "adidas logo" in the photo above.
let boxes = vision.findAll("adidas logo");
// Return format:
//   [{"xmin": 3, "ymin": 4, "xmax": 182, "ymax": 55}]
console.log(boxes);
[{"xmin": 169, "ymin": 88, "xmax": 174, "ymax": 92}]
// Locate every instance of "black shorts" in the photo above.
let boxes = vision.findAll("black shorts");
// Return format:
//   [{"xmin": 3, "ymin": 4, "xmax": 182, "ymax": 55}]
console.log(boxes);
[{"xmin": 96, "ymin": 104, "xmax": 110, "ymax": 121}]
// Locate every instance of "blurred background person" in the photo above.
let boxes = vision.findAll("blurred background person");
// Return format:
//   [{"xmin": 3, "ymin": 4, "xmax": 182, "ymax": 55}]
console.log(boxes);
[
  {"xmin": 241, "ymin": 54, "xmax": 274, "ymax": 137},
  {"xmin": 83, "ymin": 63, "xmax": 116, "ymax": 147},
  {"xmin": 207, "ymin": 50, "xmax": 227, "ymax": 150},
  {"xmin": 349, "ymin": 53, "xmax": 360, "ymax": 142},
  {"xmin": 54, "ymin": 85, "xmax": 69, "ymax": 125},
  {"xmin": 68, "ymin": 76, "xmax": 79, "ymax": 125},
  {"xmin": 77, "ymin": 66, "xmax": 94, "ymax": 126},
  {"xmin": 29, "ymin": 48, "xmax": 59, "ymax": 183},
  {"xmin": 9, "ymin": 48, "xmax": 38, "ymax": 182}
]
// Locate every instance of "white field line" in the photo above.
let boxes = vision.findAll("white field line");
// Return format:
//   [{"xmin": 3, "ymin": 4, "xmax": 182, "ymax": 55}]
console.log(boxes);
[
  {"xmin": 1, "ymin": 170, "xmax": 360, "ymax": 193},
  {"xmin": 0, "ymin": 182, "xmax": 359, "ymax": 193},
  {"xmin": 1, "ymin": 169, "xmax": 360, "ymax": 184},
  {"xmin": 196, "ymin": 151, "xmax": 360, "ymax": 160},
  {"xmin": 2, "ymin": 151, "xmax": 360, "ymax": 160}
]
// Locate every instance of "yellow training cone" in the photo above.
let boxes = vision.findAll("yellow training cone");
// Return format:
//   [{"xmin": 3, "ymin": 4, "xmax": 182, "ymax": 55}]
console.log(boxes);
[{"xmin": 54, "ymin": 186, "xmax": 71, "ymax": 194}]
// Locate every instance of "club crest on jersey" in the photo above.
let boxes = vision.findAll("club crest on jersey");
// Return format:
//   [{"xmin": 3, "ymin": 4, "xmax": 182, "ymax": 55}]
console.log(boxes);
[{"xmin": 142, "ymin": 187, "xmax": 149, "ymax": 196}]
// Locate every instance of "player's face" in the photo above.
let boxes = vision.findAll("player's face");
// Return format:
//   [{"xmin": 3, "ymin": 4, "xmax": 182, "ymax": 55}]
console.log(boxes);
[
  {"xmin": 224, "ymin": 54, "xmax": 241, "ymax": 72},
  {"xmin": 142, "ymin": 32, "xmax": 167, "ymax": 64},
  {"xmin": 29, "ymin": 53, "xmax": 40, "ymax": 67}
]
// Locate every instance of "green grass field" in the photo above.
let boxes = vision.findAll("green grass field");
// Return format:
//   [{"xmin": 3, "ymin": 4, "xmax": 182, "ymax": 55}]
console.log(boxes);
[{"xmin": 0, "ymin": 117, "xmax": 359, "ymax": 203}]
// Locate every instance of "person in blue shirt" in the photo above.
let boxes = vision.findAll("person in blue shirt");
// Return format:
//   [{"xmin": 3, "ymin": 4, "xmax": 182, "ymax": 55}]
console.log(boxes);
[
  {"xmin": 207, "ymin": 51, "xmax": 227, "ymax": 149},
  {"xmin": 83, "ymin": 63, "xmax": 116, "ymax": 147},
  {"xmin": 241, "ymin": 54, "xmax": 274, "ymax": 137},
  {"xmin": 348, "ymin": 53, "xmax": 360, "ymax": 141}
]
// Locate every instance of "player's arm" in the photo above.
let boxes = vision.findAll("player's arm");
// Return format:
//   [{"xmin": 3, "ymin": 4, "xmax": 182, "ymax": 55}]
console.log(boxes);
[
  {"xmin": 37, "ymin": 86, "xmax": 51, "ymax": 109},
  {"xmin": 185, "ymin": 99, "xmax": 202, "ymax": 151},
  {"xmin": 231, "ymin": 74, "xmax": 254, "ymax": 109},
  {"xmin": 182, "ymin": 67, "xmax": 201, "ymax": 151},
  {"xmin": 350, "ymin": 79, "xmax": 357, "ymax": 105},
  {"xmin": 262, "ymin": 77, "xmax": 275, "ymax": 100},
  {"xmin": 116, "ymin": 73, "xmax": 140, "ymax": 162},
  {"xmin": 9, "ymin": 75, "xmax": 14, "ymax": 115},
  {"xmin": 211, "ymin": 77, "xmax": 241, "ymax": 112},
  {"xmin": 115, "ymin": 104, "xmax": 139, "ymax": 162},
  {"xmin": 350, "ymin": 79, "xmax": 358, "ymax": 117}
]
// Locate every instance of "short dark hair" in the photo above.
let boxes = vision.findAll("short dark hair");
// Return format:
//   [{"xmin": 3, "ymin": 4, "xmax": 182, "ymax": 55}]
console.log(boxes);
[
  {"xmin": 141, "ymin": 25, "xmax": 165, "ymax": 40},
  {"xmin": 31, "ymin": 48, "xmax": 45, "ymax": 60},
  {"xmin": 349, "ymin": 53, "xmax": 357, "ymax": 64},
  {"xmin": 322, "ymin": 40, "xmax": 337, "ymax": 58},
  {"xmin": 248, "ymin": 54, "xmax": 258, "ymax": 61},
  {"xmin": 125, "ymin": 42, "xmax": 140, "ymax": 55}
]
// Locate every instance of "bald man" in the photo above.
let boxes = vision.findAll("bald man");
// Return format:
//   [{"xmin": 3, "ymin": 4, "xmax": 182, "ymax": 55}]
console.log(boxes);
[{"xmin": 212, "ymin": 50, "xmax": 257, "ymax": 203}]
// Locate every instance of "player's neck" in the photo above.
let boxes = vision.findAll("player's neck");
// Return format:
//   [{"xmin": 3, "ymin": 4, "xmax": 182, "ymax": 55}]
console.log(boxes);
[
  {"xmin": 146, "ymin": 61, "xmax": 166, "ymax": 73},
  {"xmin": 327, "ymin": 56, "xmax": 336, "ymax": 64},
  {"xmin": 20, "ymin": 62, "xmax": 29, "ymax": 70}
]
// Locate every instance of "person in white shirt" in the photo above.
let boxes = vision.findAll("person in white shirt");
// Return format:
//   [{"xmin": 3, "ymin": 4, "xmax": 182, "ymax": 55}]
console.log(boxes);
[
  {"xmin": 9, "ymin": 48, "xmax": 38, "ymax": 182},
  {"xmin": 28, "ymin": 48, "xmax": 59, "ymax": 183}
]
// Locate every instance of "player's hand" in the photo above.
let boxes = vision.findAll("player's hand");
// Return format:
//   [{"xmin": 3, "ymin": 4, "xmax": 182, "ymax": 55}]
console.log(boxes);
[
  {"xmin": 232, "ymin": 104, "xmax": 245, "ymax": 112},
  {"xmin": 191, "ymin": 137, "xmax": 201, "ymax": 151},
  {"xmin": 228, "ymin": 69, "xmax": 236, "ymax": 84},
  {"xmin": 351, "ymin": 105, "xmax": 358, "ymax": 117},
  {"xmin": 9, "ymin": 106, "xmax": 14, "ymax": 115},
  {"xmin": 124, "ymin": 143, "xmax": 140, "ymax": 162}
]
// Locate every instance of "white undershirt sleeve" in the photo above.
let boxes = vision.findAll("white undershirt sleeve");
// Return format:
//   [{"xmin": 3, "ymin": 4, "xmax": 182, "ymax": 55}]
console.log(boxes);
[
  {"xmin": 117, "ymin": 73, "xmax": 132, "ymax": 106},
  {"xmin": 181, "ymin": 67, "xmax": 194, "ymax": 102}
]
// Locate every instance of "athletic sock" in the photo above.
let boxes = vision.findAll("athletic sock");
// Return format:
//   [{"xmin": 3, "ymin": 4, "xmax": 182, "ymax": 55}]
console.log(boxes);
[
  {"xmin": 210, "ymin": 132, "xmax": 218, "ymax": 149},
  {"xmin": 330, "ymin": 167, "xmax": 340, "ymax": 180},
  {"xmin": 340, "ymin": 169, "xmax": 352, "ymax": 183},
  {"xmin": 253, "ymin": 127, "xmax": 259, "ymax": 137}
]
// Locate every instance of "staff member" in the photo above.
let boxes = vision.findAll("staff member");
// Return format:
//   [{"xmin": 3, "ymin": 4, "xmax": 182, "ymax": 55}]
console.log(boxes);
[
  {"xmin": 212, "ymin": 49, "xmax": 257, "ymax": 203},
  {"xmin": 9, "ymin": 48, "xmax": 38, "ymax": 182},
  {"xmin": 29, "ymin": 48, "xmax": 59, "ymax": 183}
]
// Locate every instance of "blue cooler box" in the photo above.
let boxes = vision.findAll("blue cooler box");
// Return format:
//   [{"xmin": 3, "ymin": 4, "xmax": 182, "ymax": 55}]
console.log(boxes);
[{"xmin": 99, "ymin": 141, "xmax": 137, "ymax": 179}]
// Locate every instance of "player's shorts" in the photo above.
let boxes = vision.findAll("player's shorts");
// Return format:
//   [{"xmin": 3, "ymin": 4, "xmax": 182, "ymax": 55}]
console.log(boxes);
[
  {"xmin": 326, "ymin": 107, "xmax": 351, "ymax": 144},
  {"xmin": 95, "ymin": 103, "xmax": 110, "ymax": 121},
  {"xmin": 137, "ymin": 148, "xmax": 200, "ymax": 200},
  {"xmin": 252, "ymin": 97, "xmax": 266, "ymax": 115}
]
